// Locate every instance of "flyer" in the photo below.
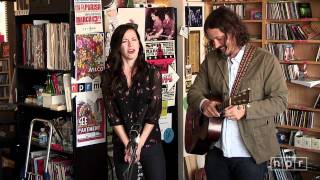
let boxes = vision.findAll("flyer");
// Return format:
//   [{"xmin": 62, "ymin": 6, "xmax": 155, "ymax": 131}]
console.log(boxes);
[{"xmin": 74, "ymin": 0, "xmax": 104, "ymax": 34}]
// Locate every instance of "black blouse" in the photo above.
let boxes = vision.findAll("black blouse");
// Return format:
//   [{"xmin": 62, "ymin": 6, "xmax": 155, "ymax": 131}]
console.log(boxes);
[{"xmin": 101, "ymin": 63, "xmax": 162, "ymax": 149}]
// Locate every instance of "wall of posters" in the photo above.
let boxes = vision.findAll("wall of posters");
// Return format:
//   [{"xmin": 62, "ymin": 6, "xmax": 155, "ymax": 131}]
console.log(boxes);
[
  {"xmin": 116, "ymin": 8, "xmax": 179, "ymax": 108},
  {"xmin": 74, "ymin": 0, "xmax": 106, "ymax": 147}
]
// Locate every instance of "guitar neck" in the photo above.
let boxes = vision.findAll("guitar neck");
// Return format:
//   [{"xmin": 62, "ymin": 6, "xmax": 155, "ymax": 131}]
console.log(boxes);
[{"xmin": 217, "ymin": 100, "xmax": 230, "ymax": 112}]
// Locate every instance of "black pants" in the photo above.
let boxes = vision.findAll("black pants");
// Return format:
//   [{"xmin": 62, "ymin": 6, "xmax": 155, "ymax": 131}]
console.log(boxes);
[
  {"xmin": 113, "ymin": 143, "xmax": 166, "ymax": 180},
  {"xmin": 205, "ymin": 147, "xmax": 267, "ymax": 180}
]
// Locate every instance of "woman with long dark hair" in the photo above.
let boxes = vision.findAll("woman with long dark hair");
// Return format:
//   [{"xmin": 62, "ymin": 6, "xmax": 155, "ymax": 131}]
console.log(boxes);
[{"xmin": 101, "ymin": 24, "xmax": 166, "ymax": 180}]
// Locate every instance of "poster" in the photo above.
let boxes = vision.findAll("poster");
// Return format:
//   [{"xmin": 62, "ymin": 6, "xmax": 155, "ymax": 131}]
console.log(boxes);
[
  {"xmin": 145, "ymin": 7, "xmax": 176, "ymax": 41},
  {"xmin": 104, "ymin": 6, "xmax": 119, "ymax": 57},
  {"xmin": 74, "ymin": 0, "xmax": 104, "ymax": 34},
  {"xmin": 75, "ymin": 33, "xmax": 105, "ymax": 80},
  {"xmin": 162, "ymin": 65, "xmax": 179, "ymax": 91},
  {"xmin": 162, "ymin": 83, "xmax": 176, "ymax": 107},
  {"xmin": 159, "ymin": 113, "xmax": 173, "ymax": 142},
  {"xmin": 145, "ymin": 40, "xmax": 175, "ymax": 74},
  {"xmin": 72, "ymin": 76, "xmax": 105, "ymax": 147},
  {"xmin": 185, "ymin": 2, "xmax": 204, "ymax": 30},
  {"xmin": 76, "ymin": 96, "xmax": 106, "ymax": 147}
]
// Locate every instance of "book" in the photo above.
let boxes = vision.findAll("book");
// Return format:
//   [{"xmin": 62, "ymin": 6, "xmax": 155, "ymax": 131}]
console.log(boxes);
[
  {"xmin": 301, "ymin": 24, "xmax": 320, "ymax": 39},
  {"xmin": 291, "ymin": 78, "xmax": 320, "ymax": 88},
  {"xmin": 316, "ymin": 46, "xmax": 320, "ymax": 62},
  {"xmin": 63, "ymin": 73, "xmax": 72, "ymax": 112},
  {"xmin": 314, "ymin": 93, "xmax": 320, "ymax": 109},
  {"xmin": 0, "ymin": 42, "xmax": 9, "ymax": 58}
]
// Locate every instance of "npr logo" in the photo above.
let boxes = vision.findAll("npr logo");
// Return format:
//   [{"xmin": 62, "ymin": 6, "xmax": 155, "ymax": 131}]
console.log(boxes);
[
  {"xmin": 270, "ymin": 157, "xmax": 308, "ymax": 171},
  {"xmin": 72, "ymin": 82, "xmax": 100, "ymax": 93}
]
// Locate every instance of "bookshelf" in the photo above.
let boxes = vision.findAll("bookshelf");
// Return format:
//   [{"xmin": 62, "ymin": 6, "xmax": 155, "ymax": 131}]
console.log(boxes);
[
  {"xmin": 280, "ymin": 144, "xmax": 320, "ymax": 154},
  {"xmin": 14, "ymin": 0, "xmax": 107, "ymax": 179},
  {"xmin": 212, "ymin": 0, "xmax": 264, "ymax": 47},
  {"xmin": 211, "ymin": 0, "xmax": 320, "ymax": 179},
  {"xmin": 0, "ymin": 45, "xmax": 11, "ymax": 103},
  {"xmin": 266, "ymin": 0, "xmax": 320, "ymax": 179}
]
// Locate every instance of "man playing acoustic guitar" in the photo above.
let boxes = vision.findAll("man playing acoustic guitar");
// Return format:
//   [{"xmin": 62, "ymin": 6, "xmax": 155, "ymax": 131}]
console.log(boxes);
[{"xmin": 187, "ymin": 6, "xmax": 288, "ymax": 180}]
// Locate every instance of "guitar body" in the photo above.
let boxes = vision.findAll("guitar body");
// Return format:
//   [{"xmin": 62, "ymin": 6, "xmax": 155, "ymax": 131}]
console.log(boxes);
[
  {"xmin": 185, "ymin": 106, "xmax": 222, "ymax": 155},
  {"xmin": 185, "ymin": 89, "xmax": 250, "ymax": 155}
]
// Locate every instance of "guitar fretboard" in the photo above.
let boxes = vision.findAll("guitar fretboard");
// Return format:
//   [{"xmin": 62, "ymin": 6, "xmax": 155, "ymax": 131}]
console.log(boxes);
[{"xmin": 217, "ymin": 100, "xmax": 230, "ymax": 113}]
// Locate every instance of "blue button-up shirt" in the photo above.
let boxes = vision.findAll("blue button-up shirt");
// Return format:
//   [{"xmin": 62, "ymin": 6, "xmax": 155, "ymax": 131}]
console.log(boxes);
[{"xmin": 217, "ymin": 46, "xmax": 251, "ymax": 157}]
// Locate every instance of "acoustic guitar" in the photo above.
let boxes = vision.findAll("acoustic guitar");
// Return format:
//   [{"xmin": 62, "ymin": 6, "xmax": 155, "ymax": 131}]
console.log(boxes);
[{"xmin": 185, "ymin": 89, "xmax": 251, "ymax": 155}]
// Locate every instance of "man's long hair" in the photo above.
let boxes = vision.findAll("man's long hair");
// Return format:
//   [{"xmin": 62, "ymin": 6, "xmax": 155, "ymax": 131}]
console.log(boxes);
[
  {"xmin": 106, "ymin": 24, "xmax": 147, "ymax": 92},
  {"xmin": 204, "ymin": 6, "xmax": 249, "ymax": 47}
]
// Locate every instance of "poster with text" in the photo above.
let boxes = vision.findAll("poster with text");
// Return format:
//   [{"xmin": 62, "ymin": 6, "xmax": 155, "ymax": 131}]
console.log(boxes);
[
  {"xmin": 76, "ymin": 96, "xmax": 106, "ymax": 147},
  {"xmin": 162, "ymin": 83, "xmax": 176, "ymax": 107},
  {"xmin": 75, "ymin": 33, "xmax": 105, "ymax": 80},
  {"xmin": 74, "ymin": 0, "xmax": 103, "ymax": 34}
]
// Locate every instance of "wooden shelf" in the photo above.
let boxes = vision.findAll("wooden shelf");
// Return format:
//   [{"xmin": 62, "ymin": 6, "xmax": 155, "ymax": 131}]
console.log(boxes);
[
  {"xmin": 265, "ymin": 40, "xmax": 320, "ymax": 44},
  {"xmin": 267, "ymin": 18, "xmax": 320, "ymax": 23},
  {"xmin": 0, "ymin": 71, "xmax": 9, "ymax": 73},
  {"xmin": 17, "ymin": 65, "xmax": 71, "ymax": 73},
  {"xmin": 287, "ymin": 81, "xmax": 320, "ymax": 88},
  {"xmin": 279, "ymin": 60, "xmax": 320, "ymax": 65},
  {"xmin": 276, "ymin": 125, "xmax": 320, "ymax": 133},
  {"xmin": 0, "ymin": 97, "xmax": 9, "ymax": 100},
  {"xmin": 31, "ymin": 140, "xmax": 73, "ymax": 155},
  {"xmin": 280, "ymin": 144, "xmax": 320, "ymax": 154},
  {"xmin": 17, "ymin": 103, "xmax": 72, "ymax": 115},
  {"xmin": 14, "ymin": 0, "xmax": 69, "ymax": 16},
  {"xmin": 288, "ymin": 104, "xmax": 320, "ymax": 112},
  {"xmin": 243, "ymin": 20, "xmax": 262, "ymax": 23},
  {"xmin": 0, "ymin": 84, "xmax": 9, "ymax": 87},
  {"xmin": 0, "ymin": 58, "xmax": 9, "ymax": 61},
  {"xmin": 212, "ymin": 0, "xmax": 262, "ymax": 5},
  {"xmin": 249, "ymin": 39, "xmax": 262, "ymax": 43}
]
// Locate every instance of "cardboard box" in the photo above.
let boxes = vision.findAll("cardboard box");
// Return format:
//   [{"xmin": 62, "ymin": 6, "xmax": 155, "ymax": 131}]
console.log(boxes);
[
  {"xmin": 42, "ymin": 94, "xmax": 66, "ymax": 109},
  {"xmin": 311, "ymin": 137, "xmax": 320, "ymax": 150},
  {"xmin": 294, "ymin": 135, "xmax": 303, "ymax": 147},
  {"xmin": 302, "ymin": 135, "xmax": 312, "ymax": 149}
]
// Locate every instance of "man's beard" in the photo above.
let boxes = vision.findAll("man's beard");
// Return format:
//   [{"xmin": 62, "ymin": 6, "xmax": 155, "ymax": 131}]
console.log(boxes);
[{"xmin": 216, "ymin": 46, "xmax": 228, "ymax": 57}]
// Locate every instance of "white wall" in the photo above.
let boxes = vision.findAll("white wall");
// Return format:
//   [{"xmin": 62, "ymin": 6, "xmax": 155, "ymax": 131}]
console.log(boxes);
[
  {"xmin": 168, "ymin": 1, "xmax": 207, "ymax": 179},
  {"xmin": 167, "ymin": 0, "xmax": 185, "ymax": 179}
]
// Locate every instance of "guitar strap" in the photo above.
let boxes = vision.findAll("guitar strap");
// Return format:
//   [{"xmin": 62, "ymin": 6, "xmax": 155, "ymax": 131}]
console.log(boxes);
[{"xmin": 230, "ymin": 44, "xmax": 256, "ymax": 96}]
